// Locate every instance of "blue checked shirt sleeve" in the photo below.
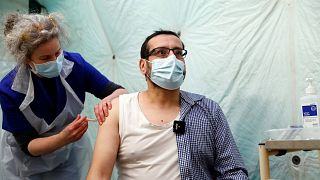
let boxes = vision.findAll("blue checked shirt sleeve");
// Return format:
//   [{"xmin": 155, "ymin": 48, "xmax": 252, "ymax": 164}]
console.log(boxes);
[
  {"xmin": 210, "ymin": 101, "xmax": 248, "ymax": 179},
  {"xmin": 177, "ymin": 91, "xmax": 248, "ymax": 180}
]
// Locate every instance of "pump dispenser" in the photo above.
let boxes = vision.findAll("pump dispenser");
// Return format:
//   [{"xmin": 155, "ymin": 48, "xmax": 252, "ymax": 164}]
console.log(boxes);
[
  {"xmin": 300, "ymin": 78, "xmax": 320, "ymax": 127},
  {"xmin": 305, "ymin": 78, "xmax": 316, "ymax": 95}
]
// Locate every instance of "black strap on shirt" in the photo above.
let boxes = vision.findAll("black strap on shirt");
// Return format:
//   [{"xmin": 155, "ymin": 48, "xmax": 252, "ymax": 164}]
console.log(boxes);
[{"xmin": 96, "ymin": 81, "xmax": 124, "ymax": 99}]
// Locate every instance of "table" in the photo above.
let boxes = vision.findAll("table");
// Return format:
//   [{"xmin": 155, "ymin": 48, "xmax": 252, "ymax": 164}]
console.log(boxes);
[{"xmin": 259, "ymin": 139, "xmax": 320, "ymax": 179}]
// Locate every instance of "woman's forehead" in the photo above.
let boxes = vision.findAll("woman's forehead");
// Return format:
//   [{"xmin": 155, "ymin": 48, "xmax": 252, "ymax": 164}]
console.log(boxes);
[{"xmin": 32, "ymin": 38, "xmax": 61, "ymax": 56}]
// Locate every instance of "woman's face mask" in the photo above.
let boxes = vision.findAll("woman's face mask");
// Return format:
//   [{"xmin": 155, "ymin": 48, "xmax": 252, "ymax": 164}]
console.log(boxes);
[
  {"xmin": 31, "ymin": 52, "xmax": 64, "ymax": 78},
  {"xmin": 145, "ymin": 54, "xmax": 185, "ymax": 90}
]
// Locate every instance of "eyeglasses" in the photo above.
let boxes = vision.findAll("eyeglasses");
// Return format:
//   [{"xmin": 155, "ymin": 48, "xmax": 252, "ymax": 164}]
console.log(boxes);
[{"xmin": 147, "ymin": 47, "xmax": 187, "ymax": 59}]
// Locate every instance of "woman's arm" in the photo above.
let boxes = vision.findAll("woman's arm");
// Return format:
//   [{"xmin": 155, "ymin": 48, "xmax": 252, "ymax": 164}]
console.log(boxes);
[
  {"xmin": 95, "ymin": 87, "xmax": 127, "ymax": 125},
  {"xmin": 28, "ymin": 115, "xmax": 88, "ymax": 156},
  {"xmin": 87, "ymin": 98, "xmax": 120, "ymax": 180}
]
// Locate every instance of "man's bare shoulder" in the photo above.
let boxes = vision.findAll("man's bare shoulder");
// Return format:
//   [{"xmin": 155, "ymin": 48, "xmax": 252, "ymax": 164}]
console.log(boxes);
[{"xmin": 100, "ymin": 97, "xmax": 120, "ymax": 129}]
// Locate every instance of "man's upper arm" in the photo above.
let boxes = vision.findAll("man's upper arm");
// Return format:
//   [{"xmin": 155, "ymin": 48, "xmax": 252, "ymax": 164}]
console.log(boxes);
[
  {"xmin": 88, "ymin": 97, "xmax": 120, "ymax": 179},
  {"xmin": 211, "ymin": 102, "xmax": 248, "ymax": 179}
]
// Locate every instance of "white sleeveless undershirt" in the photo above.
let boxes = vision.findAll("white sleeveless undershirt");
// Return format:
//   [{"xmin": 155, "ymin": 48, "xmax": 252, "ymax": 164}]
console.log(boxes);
[{"xmin": 117, "ymin": 92, "xmax": 181, "ymax": 180}]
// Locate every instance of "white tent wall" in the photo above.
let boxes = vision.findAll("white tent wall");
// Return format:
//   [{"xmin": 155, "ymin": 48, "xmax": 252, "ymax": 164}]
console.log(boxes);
[
  {"xmin": 0, "ymin": 0, "xmax": 320, "ymax": 179},
  {"xmin": 0, "ymin": 1, "xmax": 26, "ymax": 77}
]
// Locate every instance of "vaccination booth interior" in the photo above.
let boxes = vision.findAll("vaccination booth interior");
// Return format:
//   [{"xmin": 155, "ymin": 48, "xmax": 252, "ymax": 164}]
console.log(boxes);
[{"xmin": 0, "ymin": 0, "xmax": 320, "ymax": 179}]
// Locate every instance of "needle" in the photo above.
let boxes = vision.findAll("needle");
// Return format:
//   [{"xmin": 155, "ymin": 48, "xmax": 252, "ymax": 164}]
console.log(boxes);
[{"xmin": 87, "ymin": 118, "xmax": 98, "ymax": 122}]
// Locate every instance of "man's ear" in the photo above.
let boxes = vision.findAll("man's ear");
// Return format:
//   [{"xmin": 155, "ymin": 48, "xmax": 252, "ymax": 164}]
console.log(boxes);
[{"xmin": 139, "ymin": 58, "xmax": 147, "ymax": 75}]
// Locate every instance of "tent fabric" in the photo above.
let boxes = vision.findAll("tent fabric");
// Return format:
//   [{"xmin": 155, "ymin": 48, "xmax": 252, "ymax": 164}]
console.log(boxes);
[{"xmin": 0, "ymin": 0, "xmax": 320, "ymax": 179}]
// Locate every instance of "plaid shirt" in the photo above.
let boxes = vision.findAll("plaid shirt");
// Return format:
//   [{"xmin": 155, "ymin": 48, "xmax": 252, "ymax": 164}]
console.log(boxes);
[{"xmin": 177, "ymin": 91, "xmax": 248, "ymax": 180}]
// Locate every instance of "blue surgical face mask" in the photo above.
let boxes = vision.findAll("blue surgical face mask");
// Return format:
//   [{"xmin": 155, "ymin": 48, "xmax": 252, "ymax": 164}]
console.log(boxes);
[
  {"xmin": 31, "ymin": 52, "xmax": 64, "ymax": 78},
  {"xmin": 146, "ymin": 54, "xmax": 185, "ymax": 90}
]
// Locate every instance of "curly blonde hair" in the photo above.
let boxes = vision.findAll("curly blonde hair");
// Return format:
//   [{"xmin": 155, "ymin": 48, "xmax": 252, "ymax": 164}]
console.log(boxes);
[{"xmin": 4, "ymin": 13, "xmax": 66, "ymax": 64}]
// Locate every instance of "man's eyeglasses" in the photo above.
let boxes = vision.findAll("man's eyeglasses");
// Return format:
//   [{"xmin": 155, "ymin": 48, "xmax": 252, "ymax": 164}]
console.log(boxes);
[{"xmin": 147, "ymin": 47, "xmax": 187, "ymax": 59}]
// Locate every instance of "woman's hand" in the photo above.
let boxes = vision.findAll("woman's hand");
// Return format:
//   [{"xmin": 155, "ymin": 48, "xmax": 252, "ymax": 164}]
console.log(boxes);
[
  {"xmin": 94, "ymin": 97, "xmax": 112, "ymax": 125},
  {"xmin": 28, "ymin": 115, "xmax": 89, "ymax": 156},
  {"xmin": 59, "ymin": 115, "xmax": 88, "ymax": 144}
]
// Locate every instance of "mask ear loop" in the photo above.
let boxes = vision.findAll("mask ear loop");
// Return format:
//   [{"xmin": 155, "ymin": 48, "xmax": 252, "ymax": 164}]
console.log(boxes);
[
  {"xmin": 144, "ymin": 59, "xmax": 152, "ymax": 79},
  {"xmin": 28, "ymin": 62, "xmax": 38, "ymax": 74}
]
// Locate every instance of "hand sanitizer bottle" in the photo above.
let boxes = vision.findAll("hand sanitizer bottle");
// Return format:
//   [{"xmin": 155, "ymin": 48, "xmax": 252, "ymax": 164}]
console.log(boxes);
[{"xmin": 300, "ymin": 78, "xmax": 320, "ymax": 127}]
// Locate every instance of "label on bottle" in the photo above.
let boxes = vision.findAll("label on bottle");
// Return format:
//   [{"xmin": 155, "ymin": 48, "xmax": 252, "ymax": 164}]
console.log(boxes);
[{"xmin": 302, "ymin": 104, "xmax": 319, "ymax": 127}]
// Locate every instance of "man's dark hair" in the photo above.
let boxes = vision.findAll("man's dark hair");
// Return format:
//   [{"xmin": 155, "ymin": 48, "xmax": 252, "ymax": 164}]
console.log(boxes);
[{"xmin": 140, "ymin": 30, "xmax": 184, "ymax": 59}]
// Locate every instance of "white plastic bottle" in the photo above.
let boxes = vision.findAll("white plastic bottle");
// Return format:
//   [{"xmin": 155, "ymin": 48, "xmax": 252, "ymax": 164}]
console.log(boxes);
[{"xmin": 300, "ymin": 78, "xmax": 320, "ymax": 127}]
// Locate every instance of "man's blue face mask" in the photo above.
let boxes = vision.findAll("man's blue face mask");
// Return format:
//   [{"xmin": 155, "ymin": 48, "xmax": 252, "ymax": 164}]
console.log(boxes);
[
  {"xmin": 145, "ymin": 55, "xmax": 185, "ymax": 90},
  {"xmin": 32, "ymin": 52, "xmax": 64, "ymax": 78}
]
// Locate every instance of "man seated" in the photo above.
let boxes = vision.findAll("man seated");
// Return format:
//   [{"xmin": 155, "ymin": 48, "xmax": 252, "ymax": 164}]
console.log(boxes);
[{"xmin": 87, "ymin": 30, "xmax": 249, "ymax": 180}]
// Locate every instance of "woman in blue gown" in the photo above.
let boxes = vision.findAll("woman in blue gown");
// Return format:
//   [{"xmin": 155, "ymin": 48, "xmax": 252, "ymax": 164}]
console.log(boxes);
[{"xmin": 0, "ymin": 13, "xmax": 127, "ymax": 180}]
